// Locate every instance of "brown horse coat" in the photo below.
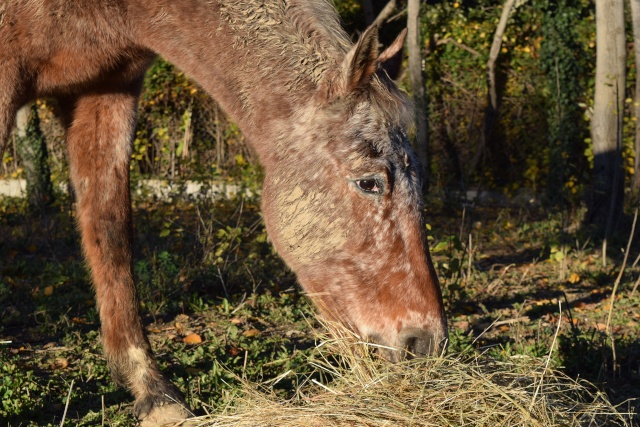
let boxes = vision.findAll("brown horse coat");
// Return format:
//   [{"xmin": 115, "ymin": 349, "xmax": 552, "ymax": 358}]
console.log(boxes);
[{"xmin": 0, "ymin": 1, "xmax": 447, "ymax": 423}]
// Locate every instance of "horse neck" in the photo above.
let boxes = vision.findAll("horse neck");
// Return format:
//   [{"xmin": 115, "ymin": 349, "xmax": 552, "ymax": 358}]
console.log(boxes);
[{"xmin": 129, "ymin": 0, "xmax": 345, "ymax": 160}]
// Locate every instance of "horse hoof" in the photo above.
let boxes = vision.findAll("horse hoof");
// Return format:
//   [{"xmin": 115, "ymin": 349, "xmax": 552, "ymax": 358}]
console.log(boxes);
[{"xmin": 138, "ymin": 403, "xmax": 191, "ymax": 427}]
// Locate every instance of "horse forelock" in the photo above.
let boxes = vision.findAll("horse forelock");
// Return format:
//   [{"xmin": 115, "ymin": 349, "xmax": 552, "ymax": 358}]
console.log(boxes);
[{"xmin": 362, "ymin": 76, "xmax": 414, "ymax": 132}]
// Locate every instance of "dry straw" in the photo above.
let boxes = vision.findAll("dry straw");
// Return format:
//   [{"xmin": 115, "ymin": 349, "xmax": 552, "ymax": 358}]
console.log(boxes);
[{"xmin": 183, "ymin": 322, "xmax": 635, "ymax": 427}]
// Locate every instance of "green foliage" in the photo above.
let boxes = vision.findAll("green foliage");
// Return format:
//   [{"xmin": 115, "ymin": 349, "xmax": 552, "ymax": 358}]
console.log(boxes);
[
  {"xmin": 15, "ymin": 103, "xmax": 55, "ymax": 209},
  {"xmin": 538, "ymin": 0, "xmax": 592, "ymax": 205},
  {"xmin": 0, "ymin": 359, "xmax": 43, "ymax": 415},
  {"xmin": 413, "ymin": 0, "xmax": 636, "ymax": 204},
  {"xmin": 1, "ymin": 191, "xmax": 639, "ymax": 424},
  {"xmin": 1, "ymin": 0, "xmax": 639, "ymax": 208},
  {"xmin": 420, "ymin": 1, "xmax": 552, "ymax": 190},
  {"xmin": 132, "ymin": 59, "xmax": 257, "ymax": 181}
]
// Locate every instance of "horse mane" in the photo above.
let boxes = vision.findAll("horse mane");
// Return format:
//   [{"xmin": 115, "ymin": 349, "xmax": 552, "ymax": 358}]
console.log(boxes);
[
  {"xmin": 219, "ymin": 0, "xmax": 350, "ymax": 88},
  {"xmin": 220, "ymin": 0, "xmax": 413, "ymax": 130}
]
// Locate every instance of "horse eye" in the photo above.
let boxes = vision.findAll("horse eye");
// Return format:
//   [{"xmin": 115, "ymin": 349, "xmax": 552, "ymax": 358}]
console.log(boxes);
[{"xmin": 355, "ymin": 178, "xmax": 381, "ymax": 194}]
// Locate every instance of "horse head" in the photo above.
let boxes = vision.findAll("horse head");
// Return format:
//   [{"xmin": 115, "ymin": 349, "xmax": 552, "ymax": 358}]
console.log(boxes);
[{"xmin": 262, "ymin": 26, "xmax": 448, "ymax": 360}]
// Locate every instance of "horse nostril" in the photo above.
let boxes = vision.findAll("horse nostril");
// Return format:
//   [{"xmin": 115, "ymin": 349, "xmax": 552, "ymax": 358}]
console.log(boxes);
[
  {"xmin": 400, "ymin": 329, "xmax": 446, "ymax": 358},
  {"xmin": 403, "ymin": 335, "xmax": 430, "ymax": 358}
]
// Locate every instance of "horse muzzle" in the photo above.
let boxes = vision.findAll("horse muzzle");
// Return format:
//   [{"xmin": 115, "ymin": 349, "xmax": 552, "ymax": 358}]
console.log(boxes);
[{"xmin": 377, "ymin": 324, "xmax": 448, "ymax": 363}]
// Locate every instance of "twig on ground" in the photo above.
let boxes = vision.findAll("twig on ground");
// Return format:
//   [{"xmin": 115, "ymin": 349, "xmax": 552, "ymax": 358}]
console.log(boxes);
[
  {"xmin": 529, "ymin": 301, "xmax": 562, "ymax": 412},
  {"xmin": 606, "ymin": 207, "xmax": 638, "ymax": 334},
  {"xmin": 604, "ymin": 207, "xmax": 638, "ymax": 376},
  {"xmin": 493, "ymin": 316, "xmax": 530, "ymax": 327},
  {"xmin": 59, "ymin": 379, "xmax": 74, "ymax": 427}
]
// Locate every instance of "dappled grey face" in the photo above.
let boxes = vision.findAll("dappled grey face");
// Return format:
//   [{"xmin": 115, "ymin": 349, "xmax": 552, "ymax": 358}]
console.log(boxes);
[
  {"xmin": 340, "ymin": 102, "xmax": 424, "ymax": 209},
  {"xmin": 261, "ymin": 98, "xmax": 446, "ymax": 357},
  {"xmin": 263, "ymin": 100, "xmax": 423, "ymax": 269},
  {"xmin": 260, "ymin": 24, "xmax": 446, "ymax": 357}
]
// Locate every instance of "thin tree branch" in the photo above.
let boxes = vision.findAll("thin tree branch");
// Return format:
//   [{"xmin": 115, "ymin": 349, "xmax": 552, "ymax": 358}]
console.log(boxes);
[
  {"xmin": 436, "ymin": 38, "xmax": 482, "ymax": 57},
  {"xmin": 372, "ymin": 0, "xmax": 397, "ymax": 27}
]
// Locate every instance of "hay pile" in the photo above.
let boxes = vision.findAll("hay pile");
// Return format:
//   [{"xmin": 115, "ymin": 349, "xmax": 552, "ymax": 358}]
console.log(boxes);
[{"xmin": 184, "ymin": 326, "xmax": 635, "ymax": 427}]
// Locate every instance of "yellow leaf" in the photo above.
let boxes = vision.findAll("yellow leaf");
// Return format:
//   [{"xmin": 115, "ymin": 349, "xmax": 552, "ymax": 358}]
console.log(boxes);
[
  {"xmin": 44, "ymin": 286, "xmax": 54, "ymax": 296},
  {"xmin": 242, "ymin": 329, "xmax": 261, "ymax": 338},
  {"xmin": 183, "ymin": 333, "xmax": 202, "ymax": 344},
  {"xmin": 568, "ymin": 273, "xmax": 580, "ymax": 284}
]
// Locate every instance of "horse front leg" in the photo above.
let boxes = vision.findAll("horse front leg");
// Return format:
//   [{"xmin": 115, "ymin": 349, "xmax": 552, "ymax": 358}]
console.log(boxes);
[
  {"xmin": 64, "ymin": 86, "xmax": 189, "ymax": 424},
  {"xmin": 0, "ymin": 61, "xmax": 22, "ymax": 155}
]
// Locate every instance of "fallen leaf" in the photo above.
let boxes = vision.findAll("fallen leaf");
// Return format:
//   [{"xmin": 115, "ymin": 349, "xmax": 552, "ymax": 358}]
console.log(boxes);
[
  {"xmin": 183, "ymin": 333, "xmax": 202, "ymax": 344},
  {"xmin": 44, "ymin": 286, "xmax": 54, "ymax": 296},
  {"xmin": 568, "ymin": 273, "xmax": 580, "ymax": 284},
  {"xmin": 53, "ymin": 358, "xmax": 68, "ymax": 369},
  {"xmin": 242, "ymin": 329, "xmax": 260, "ymax": 338},
  {"xmin": 595, "ymin": 323, "xmax": 607, "ymax": 332},
  {"xmin": 453, "ymin": 320, "xmax": 470, "ymax": 331}
]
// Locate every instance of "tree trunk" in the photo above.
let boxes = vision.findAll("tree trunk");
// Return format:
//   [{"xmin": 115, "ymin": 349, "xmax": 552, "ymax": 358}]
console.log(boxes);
[
  {"xmin": 361, "ymin": 0, "xmax": 375, "ymax": 26},
  {"xmin": 473, "ymin": 0, "xmax": 515, "ymax": 174},
  {"xmin": 407, "ymin": 0, "xmax": 429, "ymax": 192},
  {"xmin": 589, "ymin": 0, "xmax": 626, "ymax": 236},
  {"xmin": 631, "ymin": 0, "xmax": 640, "ymax": 190},
  {"xmin": 15, "ymin": 103, "xmax": 54, "ymax": 210},
  {"xmin": 487, "ymin": 0, "xmax": 515, "ymax": 112}
]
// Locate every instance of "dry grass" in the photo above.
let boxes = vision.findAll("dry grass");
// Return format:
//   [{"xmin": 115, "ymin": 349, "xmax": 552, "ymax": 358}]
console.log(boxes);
[{"xmin": 183, "ymin": 323, "xmax": 635, "ymax": 427}]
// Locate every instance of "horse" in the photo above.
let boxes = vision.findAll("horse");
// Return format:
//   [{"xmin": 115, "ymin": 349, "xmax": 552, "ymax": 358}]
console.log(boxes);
[{"xmin": 0, "ymin": 0, "xmax": 448, "ymax": 424}]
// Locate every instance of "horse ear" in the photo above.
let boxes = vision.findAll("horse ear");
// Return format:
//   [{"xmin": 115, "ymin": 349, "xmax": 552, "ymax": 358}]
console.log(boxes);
[
  {"xmin": 340, "ymin": 25, "xmax": 380, "ymax": 93},
  {"xmin": 378, "ymin": 29, "xmax": 407, "ymax": 80}
]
